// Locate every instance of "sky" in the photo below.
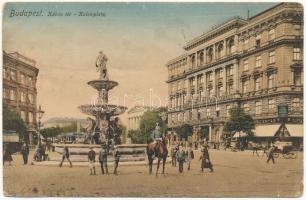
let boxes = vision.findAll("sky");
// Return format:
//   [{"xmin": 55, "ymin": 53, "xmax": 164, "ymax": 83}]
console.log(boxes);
[{"xmin": 3, "ymin": 2, "xmax": 278, "ymax": 125}]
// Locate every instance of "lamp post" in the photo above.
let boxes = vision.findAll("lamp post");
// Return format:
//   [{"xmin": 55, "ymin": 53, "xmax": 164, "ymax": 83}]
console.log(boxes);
[{"xmin": 37, "ymin": 105, "xmax": 45, "ymax": 145}]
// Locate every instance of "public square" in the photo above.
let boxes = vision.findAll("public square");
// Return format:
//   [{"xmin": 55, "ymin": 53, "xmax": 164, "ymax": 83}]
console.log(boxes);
[{"xmin": 3, "ymin": 149, "xmax": 303, "ymax": 197}]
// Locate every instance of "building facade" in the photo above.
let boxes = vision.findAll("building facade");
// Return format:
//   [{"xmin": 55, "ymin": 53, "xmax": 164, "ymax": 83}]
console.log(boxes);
[
  {"xmin": 166, "ymin": 3, "xmax": 303, "ymax": 145},
  {"xmin": 127, "ymin": 106, "xmax": 152, "ymax": 131},
  {"xmin": 3, "ymin": 51, "xmax": 39, "ymax": 144}
]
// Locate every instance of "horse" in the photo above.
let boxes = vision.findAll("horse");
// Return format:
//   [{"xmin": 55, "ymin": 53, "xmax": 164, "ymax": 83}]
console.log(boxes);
[{"xmin": 147, "ymin": 138, "xmax": 168, "ymax": 176}]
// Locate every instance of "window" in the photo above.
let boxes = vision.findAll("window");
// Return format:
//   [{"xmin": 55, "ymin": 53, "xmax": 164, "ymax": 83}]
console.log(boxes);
[
  {"xmin": 20, "ymin": 73, "xmax": 25, "ymax": 84},
  {"xmin": 199, "ymin": 52, "xmax": 204, "ymax": 66},
  {"xmin": 243, "ymin": 38, "xmax": 249, "ymax": 49},
  {"xmin": 255, "ymin": 77, "xmax": 261, "ymax": 91},
  {"xmin": 269, "ymin": 51, "xmax": 275, "ymax": 64},
  {"xmin": 226, "ymin": 105, "xmax": 231, "ymax": 117},
  {"xmin": 268, "ymin": 29, "xmax": 275, "ymax": 40},
  {"xmin": 21, "ymin": 92, "xmax": 26, "ymax": 102},
  {"xmin": 28, "ymin": 94, "xmax": 34, "ymax": 104},
  {"xmin": 191, "ymin": 55, "xmax": 196, "ymax": 68},
  {"xmin": 3, "ymin": 68, "xmax": 9, "ymax": 79},
  {"xmin": 9, "ymin": 89, "xmax": 16, "ymax": 101},
  {"xmin": 268, "ymin": 73, "xmax": 275, "ymax": 89},
  {"xmin": 28, "ymin": 76, "xmax": 33, "ymax": 87},
  {"xmin": 29, "ymin": 112, "xmax": 34, "ymax": 123},
  {"xmin": 207, "ymin": 72, "xmax": 212, "ymax": 82},
  {"xmin": 292, "ymin": 98, "xmax": 301, "ymax": 108},
  {"xmin": 293, "ymin": 69, "xmax": 302, "ymax": 85},
  {"xmin": 207, "ymin": 48, "xmax": 213, "ymax": 62},
  {"xmin": 3, "ymin": 88, "xmax": 9, "ymax": 99},
  {"xmin": 243, "ymin": 103, "xmax": 249, "ymax": 113},
  {"xmin": 217, "ymin": 43, "xmax": 224, "ymax": 59},
  {"xmin": 217, "ymin": 85, "xmax": 223, "ymax": 97},
  {"xmin": 227, "ymin": 83, "xmax": 233, "ymax": 95},
  {"xmin": 243, "ymin": 59, "xmax": 249, "ymax": 71},
  {"xmin": 255, "ymin": 101, "xmax": 262, "ymax": 114},
  {"xmin": 206, "ymin": 108, "xmax": 211, "ymax": 117},
  {"xmin": 10, "ymin": 70, "xmax": 17, "ymax": 81},
  {"xmin": 227, "ymin": 65, "xmax": 234, "ymax": 76},
  {"xmin": 255, "ymin": 34, "xmax": 261, "ymax": 47},
  {"xmin": 20, "ymin": 111, "xmax": 26, "ymax": 122},
  {"xmin": 228, "ymin": 39, "xmax": 235, "ymax": 54},
  {"xmin": 242, "ymin": 80, "xmax": 249, "ymax": 94},
  {"xmin": 268, "ymin": 99, "xmax": 275, "ymax": 110},
  {"xmin": 255, "ymin": 55, "xmax": 262, "ymax": 67},
  {"xmin": 293, "ymin": 48, "xmax": 301, "ymax": 60},
  {"xmin": 294, "ymin": 24, "xmax": 301, "ymax": 31}
]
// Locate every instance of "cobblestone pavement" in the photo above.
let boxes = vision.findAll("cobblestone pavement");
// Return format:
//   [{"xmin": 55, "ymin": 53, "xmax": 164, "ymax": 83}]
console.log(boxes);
[{"xmin": 3, "ymin": 149, "xmax": 303, "ymax": 197}]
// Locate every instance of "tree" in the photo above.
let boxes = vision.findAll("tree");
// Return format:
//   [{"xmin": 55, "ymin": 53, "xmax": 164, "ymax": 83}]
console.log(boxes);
[
  {"xmin": 61, "ymin": 122, "xmax": 77, "ymax": 133},
  {"xmin": 223, "ymin": 107, "xmax": 255, "ymax": 145},
  {"xmin": 175, "ymin": 124, "xmax": 193, "ymax": 140},
  {"xmin": 3, "ymin": 103, "xmax": 27, "ymax": 142},
  {"xmin": 40, "ymin": 127, "xmax": 62, "ymax": 141},
  {"xmin": 198, "ymin": 126, "xmax": 209, "ymax": 140}
]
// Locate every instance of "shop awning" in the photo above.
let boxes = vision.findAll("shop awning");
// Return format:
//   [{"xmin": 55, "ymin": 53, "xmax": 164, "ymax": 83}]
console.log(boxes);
[
  {"xmin": 255, "ymin": 124, "xmax": 280, "ymax": 137},
  {"xmin": 286, "ymin": 124, "xmax": 303, "ymax": 137}
]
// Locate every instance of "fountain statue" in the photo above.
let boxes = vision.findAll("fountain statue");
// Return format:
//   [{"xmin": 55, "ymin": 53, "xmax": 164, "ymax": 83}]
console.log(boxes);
[{"xmin": 78, "ymin": 51, "xmax": 127, "ymax": 146}]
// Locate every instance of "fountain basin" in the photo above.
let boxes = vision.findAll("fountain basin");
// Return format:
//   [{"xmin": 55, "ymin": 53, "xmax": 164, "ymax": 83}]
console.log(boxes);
[
  {"xmin": 78, "ymin": 104, "xmax": 127, "ymax": 116},
  {"xmin": 88, "ymin": 80, "xmax": 118, "ymax": 91}
]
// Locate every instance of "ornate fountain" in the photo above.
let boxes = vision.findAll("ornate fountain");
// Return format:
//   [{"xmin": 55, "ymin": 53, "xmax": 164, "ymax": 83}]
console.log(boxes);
[
  {"xmin": 78, "ymin": 51, "xmax": 127, "ymax": 145},
  {"xmin": 48, "ymin": 52, "xmax": 148, "ymax": 165}
]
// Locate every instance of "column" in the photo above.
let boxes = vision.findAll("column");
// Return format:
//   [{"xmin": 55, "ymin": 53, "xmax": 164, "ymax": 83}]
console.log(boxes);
[
  {"xmin": 223, "ymin": 39, "xmax": 227, "ymax": 56},
  {"xmin": 233, "ymin": 63, "xmax": 239, "ymax": 93},
  {"xmin": 213, "ymin": 44, "xmax": 216, "ymax": 61},
  {"xmin": 212, "ymin": 69, "xmax": 216, "ymax": 97},
  {"xmin": 223, "ymin": 66, "xmax": 227, "ymax": 96},
  {"xmin": 209, "ymin": 125, "xmax": 212, "ymax": 142}
]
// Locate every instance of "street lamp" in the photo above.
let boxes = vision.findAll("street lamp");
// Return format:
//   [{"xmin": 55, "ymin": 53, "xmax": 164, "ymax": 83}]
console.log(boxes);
[{"xmin": 37, "ymin": 105, "xmax": 45, "ymax": 145}]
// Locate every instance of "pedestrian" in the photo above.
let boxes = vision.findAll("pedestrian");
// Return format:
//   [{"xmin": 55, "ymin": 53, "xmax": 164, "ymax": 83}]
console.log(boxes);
[
  {"xmin": 200, "ymin": 145, "xmax": 213, "ymax": 172},
  {"xmin": 252, "ymin": 143, "xmax": 260, "ymax": 157},
  {"xmin": 88, "ymin": 147, "xmax": 96, "ymax": 175},
  {"xmin": 170, "ymin": 145, "xmax": 178, "ymax": 167},
  {"xmin": 20, "ymin": 143, "xmax": 29, "ymax": 165},
  {"xmin": 266, "ymin": 145, "xmax": 276, "ymax": 164},
  {"xmin": 3, "ymin": 144, "xmax": 13, "ymax": 166},
  {"xmin": 176, "ymin": 145, "xmax": 186, "ymax": 174},
  {"xmin": 59, "ymin": 145, "xmax": 72, "ymax": 167},
  {"xmin": 99, "ymin": 143, "xmax": 109, "ymax": 175},
  {"xmin": 186, "ymin": 146, "xmax": 194, "ymax": 171},
  {"xmin": 113, "ymin": 148, "xmax": 120, "ymax": 175}
]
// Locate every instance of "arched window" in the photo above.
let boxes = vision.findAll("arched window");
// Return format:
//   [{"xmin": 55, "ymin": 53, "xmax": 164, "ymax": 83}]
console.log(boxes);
[
  {"xmin": 217, "ymin": 43, "xmax": 224, "ymax": 59},
  {"xmin": 228, "ymin": 39, "xmax": 235, "ymax": 54},
  {"xmin": 199, "ymin": 52, "xmax": 204, "ymax": 65},
  {"xmin": 191, "ymin": 55, "xmax": 196, "ymax": 68},
  {"xmin": 207, "ymin": 48, "xmax": 213, "ymax": 62}
]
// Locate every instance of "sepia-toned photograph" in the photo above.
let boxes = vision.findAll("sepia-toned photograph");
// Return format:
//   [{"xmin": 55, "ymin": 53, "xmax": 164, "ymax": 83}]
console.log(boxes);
[{"xmin": 2, "ymin": 1, "xmax": 304, "ymax": 198}]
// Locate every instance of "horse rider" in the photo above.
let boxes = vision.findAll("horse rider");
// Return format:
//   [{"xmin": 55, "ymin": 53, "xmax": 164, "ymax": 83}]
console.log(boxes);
[{"xmin": 150, "ymin": 123, "xmax": 163, "ymax": 156}]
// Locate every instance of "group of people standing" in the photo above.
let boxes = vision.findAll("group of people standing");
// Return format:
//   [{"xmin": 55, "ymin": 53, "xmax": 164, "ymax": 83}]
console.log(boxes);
[
  {"xmin": 171, "ymin": 142, "xmax": 214, "ymax": 174},
  {"xmin": 87, "ymin": 142, "xmax": 121, "ymax": 176}
]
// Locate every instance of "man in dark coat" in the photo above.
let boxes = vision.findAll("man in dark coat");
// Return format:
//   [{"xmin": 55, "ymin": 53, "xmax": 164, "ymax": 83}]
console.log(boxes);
[
  {"xmin": 88, "ymin": 147, "xmax": 96, "ymax": 175},
  {"xmin": 99, "ymin": 143, "xmax": 109, "ymax": 174},
  {"xmin": 20, "ymin": 143, "xmax": 29, "ymax": 165},
  {"xmin": 176, "ymin": 146, "xmax": 186, "ymax": 173},
  {"xmin": 59, "ymin": 145, "xmax": 72, "ymax": 167},
  {"xmin": 113, "ymin": 148, "xmax": 120, "ymax": 175},
  {"xmin": 266, "ymin": 145, "xmax": 276, "ymax": 164},
  {"xmin": 200, "ymin": 146, "xmax": 213, "ymax": 172}
]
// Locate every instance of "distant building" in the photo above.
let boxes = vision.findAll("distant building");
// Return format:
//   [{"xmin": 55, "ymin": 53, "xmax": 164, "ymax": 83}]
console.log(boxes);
[
  {"xmin": 166, "ymin": 3, "xmax": 303, "ymax": 147},
  {"xmin": 43, "ymin": 117, "xmax": 87, "ymax": 131},
  {"xmin": 3, "ymin": 51, "xmax": 39, "ymax": 144},
  {"xmin": 127, "ymin": 106, "xmax": 152, "ymax": 131}
]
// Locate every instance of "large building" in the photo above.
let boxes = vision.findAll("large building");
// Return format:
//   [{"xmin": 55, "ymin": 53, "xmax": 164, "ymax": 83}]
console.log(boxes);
[
  {"xmin": 127, "ymin": 105, "xmax": 152, "ymax": 131},
  {"xmin": 166, "ymin": 3, "xmax": 303, "ymax": 146},
  {"xmin": 3, "ymin": 51, "xmax": 39, "ymax": 144}
]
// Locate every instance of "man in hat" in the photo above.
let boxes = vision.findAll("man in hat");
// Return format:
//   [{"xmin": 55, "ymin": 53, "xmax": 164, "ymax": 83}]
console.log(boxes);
[
  {"xmin": 266, "ymin": 145, "xmax": 276, "ymax": 164},
  {"xmin": 113, "ymin": 147, "xmax": 120, "ymax": 175},
  {"xmin": 176, "ymin": 145, "xmax": 186, "ymax": 174},
  {"xmin": 88, "ymin": 147, "xmax": 96, "ymax": 175},
  {"xmin": 59, "ymin": 145, "xmax": 72, "ymax": 168},
  {"xmin": 99, "ymin": 142, "xmax": 109, "ymax": 174},
  {"xmin": 20, "ymin": 142, "xmax": 29, "ymax": 165}
]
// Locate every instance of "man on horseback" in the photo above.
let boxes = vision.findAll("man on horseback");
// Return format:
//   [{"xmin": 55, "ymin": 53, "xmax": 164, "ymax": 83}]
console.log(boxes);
[{"xmin": 150, "ymin": 123, "xmax": 163, "ymax": 157}]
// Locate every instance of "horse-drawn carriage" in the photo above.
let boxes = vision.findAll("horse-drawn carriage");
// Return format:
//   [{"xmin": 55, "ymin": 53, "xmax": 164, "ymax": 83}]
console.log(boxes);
[{"xmin": 273, "ymin": 142, "xmax": 297, "ymax": 159}]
